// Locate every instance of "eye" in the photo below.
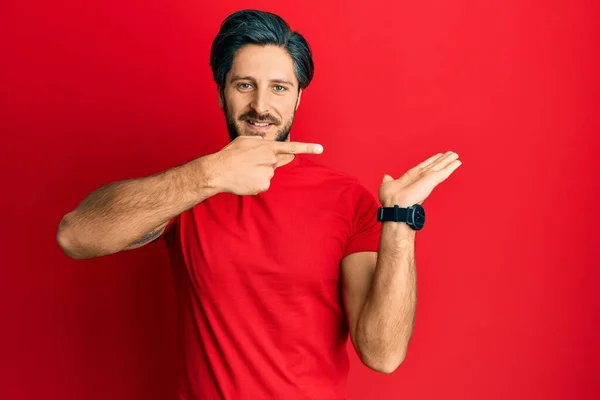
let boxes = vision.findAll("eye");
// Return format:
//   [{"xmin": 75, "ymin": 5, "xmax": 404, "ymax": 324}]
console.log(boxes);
[
  {"xmin": 237, "ymin": 83, "xmax": 253, "ymax": 90},
  {"xmin": 273, "ymin": 85, "xmax": 287, "ymax": 92}
]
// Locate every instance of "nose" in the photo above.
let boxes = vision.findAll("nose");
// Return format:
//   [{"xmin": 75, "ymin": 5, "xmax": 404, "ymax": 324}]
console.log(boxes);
[{"xmin": 250, "ymin": 88, "xmax": 270, "ymax": 115}]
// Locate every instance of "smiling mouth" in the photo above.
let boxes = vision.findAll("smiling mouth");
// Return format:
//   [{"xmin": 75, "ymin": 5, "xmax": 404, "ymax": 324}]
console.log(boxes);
[
  {"xmin": 247, "ymin": 120, "xmax": 272, "ymax": 127},
  {"xmin": 245, "ymin": 119, "xmax": 274, "ymax": 130}
]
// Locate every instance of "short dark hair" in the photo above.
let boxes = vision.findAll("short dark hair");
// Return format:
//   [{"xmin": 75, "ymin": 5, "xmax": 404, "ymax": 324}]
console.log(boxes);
[{"xmin": 209, "ymin": 9, "xmax": 314, "ymax": 90}]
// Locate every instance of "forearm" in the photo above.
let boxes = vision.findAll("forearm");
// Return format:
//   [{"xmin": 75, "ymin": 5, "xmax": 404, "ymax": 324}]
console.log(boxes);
[
  {"xmin": 355, "ymin": 222, "xmax": 417, "ymax": 371},
  {"xmin": 57, "ymin": 155, "xmax": 220, "ymax": 259}
]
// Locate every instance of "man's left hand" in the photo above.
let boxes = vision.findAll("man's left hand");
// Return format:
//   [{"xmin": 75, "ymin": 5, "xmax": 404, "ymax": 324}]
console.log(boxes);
[{"xmin": 378, "ymin": 151, "xmax": 462, "ymax": 207}]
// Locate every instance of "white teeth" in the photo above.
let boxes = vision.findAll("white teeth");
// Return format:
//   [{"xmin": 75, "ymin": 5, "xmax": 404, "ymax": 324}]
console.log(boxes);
[{"xmin": 249, "ymin": 121, "xmax": 270, "ymax": 126}]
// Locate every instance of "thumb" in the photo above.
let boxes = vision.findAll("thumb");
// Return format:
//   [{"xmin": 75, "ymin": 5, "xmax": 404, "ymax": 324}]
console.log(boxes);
[{"xmin": 382, "ymin": 174, "xmax": 395, "ymax": 183}]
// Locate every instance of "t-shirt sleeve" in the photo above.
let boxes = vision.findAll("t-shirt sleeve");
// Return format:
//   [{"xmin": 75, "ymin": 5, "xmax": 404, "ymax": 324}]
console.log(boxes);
[{"xmin": 343, "ymin": 183, "xmax": 382, "ymax": 258}]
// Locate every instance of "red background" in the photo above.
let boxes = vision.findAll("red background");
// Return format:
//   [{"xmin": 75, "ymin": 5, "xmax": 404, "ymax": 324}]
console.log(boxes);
[{"xmin": 1, "ymin": 0, "xmax": 599, "ymax": 399}]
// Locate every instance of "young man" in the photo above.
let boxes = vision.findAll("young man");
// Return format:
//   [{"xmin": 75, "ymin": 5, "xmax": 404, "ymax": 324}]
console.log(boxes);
[{"xmin": 56, "ymin": 9, "xmax": 461, "ymax": 400}]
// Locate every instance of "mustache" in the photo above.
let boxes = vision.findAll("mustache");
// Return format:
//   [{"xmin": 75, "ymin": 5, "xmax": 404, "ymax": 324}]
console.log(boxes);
[{"xmin": 240, "ymin": 110, "xmax": 280, "ymax": 125}]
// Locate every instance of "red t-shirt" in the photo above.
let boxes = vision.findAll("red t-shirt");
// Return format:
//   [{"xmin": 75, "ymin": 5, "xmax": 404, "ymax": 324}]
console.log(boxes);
[{"xmin": 163, "ymin": 154, "xmax": 381, "ymax": 400}]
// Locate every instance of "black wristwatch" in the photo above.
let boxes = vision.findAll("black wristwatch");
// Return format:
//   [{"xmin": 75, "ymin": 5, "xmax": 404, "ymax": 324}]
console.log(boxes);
[{"xmin": 377, "ymin": 204, "xmax": 426, "ymax": 230}]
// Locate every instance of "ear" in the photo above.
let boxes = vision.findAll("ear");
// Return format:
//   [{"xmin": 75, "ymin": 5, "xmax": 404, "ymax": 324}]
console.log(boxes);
[
  {"xmin": 217, "ymin": 86, "xmax": 224, "ymax": 109},
  {"xmin": 295, "ymin": 89, "xmax": 302, "ymax": 110}
]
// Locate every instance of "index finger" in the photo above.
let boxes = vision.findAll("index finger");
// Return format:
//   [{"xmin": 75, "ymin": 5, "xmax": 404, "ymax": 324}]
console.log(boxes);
[{"xmin": 271, "ymin": 141, "xmax": 324, "ymax": 155}]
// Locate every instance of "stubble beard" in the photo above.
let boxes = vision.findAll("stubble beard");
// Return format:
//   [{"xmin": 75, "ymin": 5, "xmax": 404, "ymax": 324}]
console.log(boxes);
[{"xmin": 223, "ymin": 99, "xmax": 296, "ymax": 143}]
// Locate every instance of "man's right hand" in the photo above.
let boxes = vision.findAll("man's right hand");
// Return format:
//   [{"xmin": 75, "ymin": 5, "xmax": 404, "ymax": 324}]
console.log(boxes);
[{"xmin": 206, "ymin": 136, "xmax": 324, "ymax": 196}]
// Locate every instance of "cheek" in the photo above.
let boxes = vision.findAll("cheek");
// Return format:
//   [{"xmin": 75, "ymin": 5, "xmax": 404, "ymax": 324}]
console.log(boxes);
[
  {"xmin": 226, "ymin": 103, "xmax": 246, "ymax": 121},
  {"xmin": 223, "ymin": 90, "xmax": 246, "ymax": 114},
  {"xmin": 276, "ymin": 98, "xmax": 298, "ymax": 118}
]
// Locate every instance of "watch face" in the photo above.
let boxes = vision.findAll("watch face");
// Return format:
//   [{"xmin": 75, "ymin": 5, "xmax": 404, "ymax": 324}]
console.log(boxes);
[{"xmin": 410, "ymin": 205, "xmax": 426, "ymax": 230}]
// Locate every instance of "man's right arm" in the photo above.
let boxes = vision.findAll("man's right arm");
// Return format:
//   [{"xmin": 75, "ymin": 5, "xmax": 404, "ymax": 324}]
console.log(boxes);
[
  {"xmin": 56, "ymin": 155, "xmax": 220, "ymax": 260},
  {"xmin": 56, "ymin": 136, "xmax": 324, "ymax": 260}
]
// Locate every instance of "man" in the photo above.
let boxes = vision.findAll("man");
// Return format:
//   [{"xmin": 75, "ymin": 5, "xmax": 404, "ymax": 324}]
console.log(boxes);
[{"xmin": 56, "ymin": 9, "xmax": 461, "ymax": 400}]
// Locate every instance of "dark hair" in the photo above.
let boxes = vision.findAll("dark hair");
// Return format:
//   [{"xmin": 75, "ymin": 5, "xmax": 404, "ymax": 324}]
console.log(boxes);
[{"xmin": 210, "ymin": 9, "xmax": 314, "ymax": 90}]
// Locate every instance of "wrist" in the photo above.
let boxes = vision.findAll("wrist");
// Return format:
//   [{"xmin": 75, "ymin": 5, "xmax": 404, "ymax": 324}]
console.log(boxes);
[
  {"xmin": 377, "ymin": 202, "xmax": 425, "ymax": 232},
  {"xmin": 381, "ymin": 199, "xmax": 413, "ymax": 208},
  {"xmin": 193, "ymin": 155, "xmax": 225, "ymax": 196}
]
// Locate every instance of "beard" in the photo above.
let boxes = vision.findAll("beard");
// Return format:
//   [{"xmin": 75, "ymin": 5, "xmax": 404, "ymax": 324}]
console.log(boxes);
[{"xmin": 223, "ymin": 99, "xmax": 295, "ymax": 143}]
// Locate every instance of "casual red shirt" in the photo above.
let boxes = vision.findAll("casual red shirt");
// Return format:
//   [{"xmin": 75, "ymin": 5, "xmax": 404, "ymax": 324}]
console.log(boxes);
[{"xmin": 163, "ymin": 154, "xmax": 381, "ymax": 400}]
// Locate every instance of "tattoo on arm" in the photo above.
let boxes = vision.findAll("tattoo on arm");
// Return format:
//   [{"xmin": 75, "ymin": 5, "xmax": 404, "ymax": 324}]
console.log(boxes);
[{"xmin": 127, "ymin": 228, "xmax": 162, "ymax": 248}]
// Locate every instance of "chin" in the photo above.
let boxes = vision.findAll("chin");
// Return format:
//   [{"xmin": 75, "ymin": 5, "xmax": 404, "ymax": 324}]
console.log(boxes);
[
  {"xmin": 242, "ymin": 131, "xmax": 267, "ymax": 137},
  {"xmin": 242, "ymin": 127, "xmax": 278, "ymax": 140},
  {"xmin": 227, "ymin": 122, "xmax": 290, "ymax": 142}
]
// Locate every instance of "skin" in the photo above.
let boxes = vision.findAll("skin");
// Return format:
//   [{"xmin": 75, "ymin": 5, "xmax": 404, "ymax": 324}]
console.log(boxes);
[{"xmin": 218, "ymin": 44, "xmax": 302, "ymax": 168}]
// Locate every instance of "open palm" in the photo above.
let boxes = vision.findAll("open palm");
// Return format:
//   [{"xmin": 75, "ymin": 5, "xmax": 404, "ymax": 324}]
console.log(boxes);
[{"xmin": 378, "ymin": 151, "xmax": 462, "ymax": 207}]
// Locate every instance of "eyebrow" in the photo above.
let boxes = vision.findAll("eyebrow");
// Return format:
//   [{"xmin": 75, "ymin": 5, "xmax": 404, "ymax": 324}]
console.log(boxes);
[{"xmin": 230, "ymin": 75, "xmax": 295, "ymax": 87}]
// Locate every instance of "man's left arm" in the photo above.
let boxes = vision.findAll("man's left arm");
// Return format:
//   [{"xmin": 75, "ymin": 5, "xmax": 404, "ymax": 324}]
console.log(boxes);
[
  {"xmin": 341, "ymin": 222, "xmax": 416, "ymax": 374},
  {"xmin": 342, "ymin": 150, "xmax": 461, "ymax": 374}
]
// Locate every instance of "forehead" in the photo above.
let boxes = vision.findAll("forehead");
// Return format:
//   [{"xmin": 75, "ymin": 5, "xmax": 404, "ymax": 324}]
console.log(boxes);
[{"xmin": 228, "ymin": 44, "xmax": 297, "ymax": 84}]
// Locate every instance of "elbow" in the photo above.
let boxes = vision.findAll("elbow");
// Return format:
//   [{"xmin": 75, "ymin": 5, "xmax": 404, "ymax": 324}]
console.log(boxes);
[
  {"xmin": 358, "ymin": 345, "xmax": 408, "ymax": 374},
  {"xmin": 56, "ymin": 213, "xmax": 89, "ymax": 260},
  {"xmin": 363, "ymin": 355, "xmax": 406, "ymax": 375}
]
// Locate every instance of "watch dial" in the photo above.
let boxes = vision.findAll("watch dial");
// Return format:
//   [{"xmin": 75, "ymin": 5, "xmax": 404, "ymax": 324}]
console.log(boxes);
[{"xmin": 412, "ymin": 205, "xmax": 425, "ymax": 230}]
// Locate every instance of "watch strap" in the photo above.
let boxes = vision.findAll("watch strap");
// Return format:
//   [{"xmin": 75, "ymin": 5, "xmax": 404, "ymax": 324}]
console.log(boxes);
[{"xmin": 377, "ymin": 205, "xmax": 408, "ymax": 222}]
